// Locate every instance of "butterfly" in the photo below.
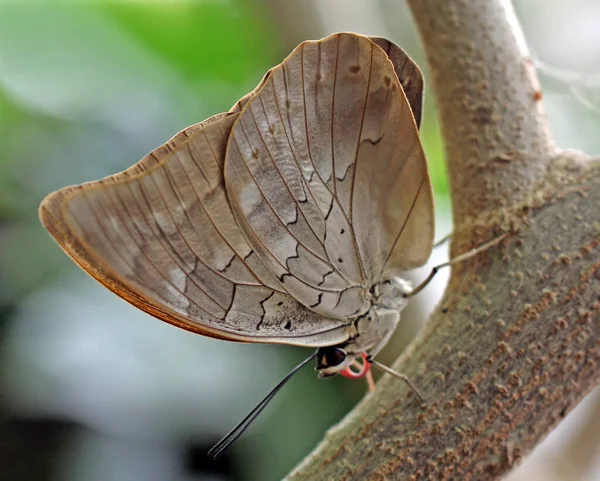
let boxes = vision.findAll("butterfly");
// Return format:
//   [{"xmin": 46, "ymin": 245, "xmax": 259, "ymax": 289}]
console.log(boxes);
[{"xmin": 39, "ymin": 32, "xmax": 433, "ymax": 456}]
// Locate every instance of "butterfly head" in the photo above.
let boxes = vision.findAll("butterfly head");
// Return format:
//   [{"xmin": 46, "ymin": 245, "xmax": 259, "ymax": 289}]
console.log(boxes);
[
  {"xmin": 316, "ymin": 277, "xmax": 413, "ymax": 378},
  {"xmin": 315, "ymin": 346, "xmax": 355, "ymax": 378}
]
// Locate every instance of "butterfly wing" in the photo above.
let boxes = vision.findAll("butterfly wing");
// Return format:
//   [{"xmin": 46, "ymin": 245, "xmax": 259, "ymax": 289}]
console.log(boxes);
[
  {"xmin": 224, "ymin": 33, "xmax": 434, "ymax": 321},
  {"xmin": 39, "ymin": 111, "xmax": 352, "ymax": 347},
  {"xmin": 39, "ymin": 33, "xmax": 431, "ymax": 346},
  {"xmin": 369, "ymin": 36, "xmax": 424, "ymax": 129}
]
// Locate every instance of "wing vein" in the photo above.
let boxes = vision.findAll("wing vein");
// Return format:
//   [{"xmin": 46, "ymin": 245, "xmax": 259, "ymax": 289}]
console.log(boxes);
[
  {"xmin": 162, "ymin": 145, "xmax": 263, "ymax": 286},
  {"xmin": 269, "ymin": 77, "xmax": 353, "ymax": 285},
  {"xmin": 347, "ymin": 39, "xmax": 376, "ymax": 280},
  {"xmin": 331, "ymin": 35, "xmax": 340, "ymax": 197},
  {"xmin": 234, "ymin": 119, "xmax": 331, "ymax": 267},
  {"xmin": 349, "ymin": 42, "xmax": 374, "ymax": 224},
  {"xmin": 380, "ymin": 175, "xmax": 427, "ymax": 277},
  {"xmin": 121, "ymin": 179, "xmax": 229, "ymax": 312},
  {"xmin": 80, "ymin": 187, "xmax": 217, "ymax": 319},
  {"xmin": 159, "ymin": 132, "xmax": 289, "ymax": 293},
  {"xmin": 132, "ymin": 167, "xmax": 232, "ymax": 311},
  {"xmin": 69, "ymin": 191, "xmax": 154, "ymax": 296},
  {"xmin": 228, "ymin": 140, "xmax": 356, "ymax": 293},
  {"xmin": 158, "ymin": 154, "xmax": 261, "ymax": 289},
  {"xmin": 250, "ymin": 95, "xmax": 329, "ymax": 262},
  {"xmin": 297, "ymin": 40, "xmax": 368, "ymax": 282}
]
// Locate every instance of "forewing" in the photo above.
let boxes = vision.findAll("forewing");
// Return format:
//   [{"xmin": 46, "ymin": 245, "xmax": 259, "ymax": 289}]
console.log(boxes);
[
  {"xmin": 39, "ymin": 112, "xmax": 350, "ymax": 347},
  {"xmin": 230, "ymin": 68, "xmax": 274, "ymax": 113},
  {"xmin": 369, "ymin": 36, "xmax": 424, "ymax": 129},
  {"xmin": 224, "ymin": 33, "xmax": 433, "ymax": 317},
  {"xmin": 346, "ymin": 38, "xmax": 434, "ymax": 277}
]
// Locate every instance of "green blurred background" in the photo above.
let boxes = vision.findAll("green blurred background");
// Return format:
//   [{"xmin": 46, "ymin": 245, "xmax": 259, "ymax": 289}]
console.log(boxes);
[{"xmin": 0, "ymin": 1, "xmax": 599, "ymax": 480}]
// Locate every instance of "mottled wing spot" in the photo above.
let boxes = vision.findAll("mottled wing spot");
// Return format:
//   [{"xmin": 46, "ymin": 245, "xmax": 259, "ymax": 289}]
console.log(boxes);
[{"xmin": 363, "ymin": 134, "xmax": 384, "ymax": 146}]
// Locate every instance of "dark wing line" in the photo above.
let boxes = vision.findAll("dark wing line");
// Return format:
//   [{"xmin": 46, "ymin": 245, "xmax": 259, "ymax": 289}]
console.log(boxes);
[
  {"xmin": 268, "ymin": 76, "xmax": 354, "ymax": 287},
  {"xmin": 346, "ymin": 39, "xmax": 375, "ymax": 280},
  {"xmin": 225, "ymin": 282, "xmax": 237, "ymax": 317},
  {"xmin": 151, "ymin": 150, "xmax": 260, "ymax": 289},
  {"xmin": 284, "ymin": 242, "xmax": 300, "ymax": 272},
  {"xmin": 310, "ymin": 293, "xmax": 323, "ymax": 308},
  {"xmin": 348, "ymin": 40, "xmax": 374, "ymax": 225},
  {"xmin": 331, "ymin": 286, "xmax": 357, "ymax": 310},
  {"xmin": 52, "ymin": 190, "xmax": 352, "ymax": 344},
  {"xmin": 298, "ymin": 39, "xmax": 368, "ymax": 283},
  {"xmin": 77, "ymin": 188, "xmax": 217, "ymax": 319},
  {"xmin": 255, "ymin": 291, "xmax": 275, "ymax": 331},
  {"xmin": 70, "ymin": 189, "xmax": 152, "ymax": 296},
  {"xmin": 325, "ymin": 198, "xmax": 334, "ymax": 219},
  {"xmin": 118, "ymin": 177, "xmax": 229, "ymax": 312},
  {"xmin": 330, "ymin": 36, "xmax": 340, "ymax": 197},
  {"xmin": 207, "ymin": 126, "xmax": 226, "ymax": 175},
  {"xmin": 128, "ymin": 177, "xmax": 229, "ymax": 310},
  {"xmin": 227, "ymin": 140, "xmax": 359, "ymax": 294},
  {"xmin": 379, "ymin": 175, "xmax": 427, "ymax": 277},
  {"xmin": 233, "ymin": 119, "xmax": 332, "ymax": 266},
  {"xmin": 317, "ymin": 269, "xmax": 334, "ymax": 287},
  {"xmin": 167, "ymin": 128, "xmax": 287, "ymax": 293},
  {"xmin": 248, "ymin": 96, "xmax": 329, "ymax": 263},
  {"xmin": 219, "ymin": 254, "xmax": 236, "ymax": 273}
]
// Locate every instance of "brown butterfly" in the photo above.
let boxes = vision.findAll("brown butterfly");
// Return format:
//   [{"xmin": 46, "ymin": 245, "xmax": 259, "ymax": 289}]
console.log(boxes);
[{"xmin": 39, "ymin": 33, "xmax": 433, "ymax": 456}]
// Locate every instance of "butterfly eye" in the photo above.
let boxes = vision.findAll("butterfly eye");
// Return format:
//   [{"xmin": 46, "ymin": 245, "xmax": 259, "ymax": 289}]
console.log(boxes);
[{"xmin": 319, "ymin": 347, "xmax": 347, "ymax": 368}]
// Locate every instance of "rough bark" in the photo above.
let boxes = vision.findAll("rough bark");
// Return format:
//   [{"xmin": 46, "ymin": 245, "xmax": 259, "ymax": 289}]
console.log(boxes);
[{"xmin": 284, "ymin": 1, "xmax": 600, "ymax": 480}]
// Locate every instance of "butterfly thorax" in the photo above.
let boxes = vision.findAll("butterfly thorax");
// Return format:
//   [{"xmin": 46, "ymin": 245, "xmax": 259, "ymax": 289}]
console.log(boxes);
[{"xmin": 316, "ymin": 277, "xmax": 412, "ymax": 377}]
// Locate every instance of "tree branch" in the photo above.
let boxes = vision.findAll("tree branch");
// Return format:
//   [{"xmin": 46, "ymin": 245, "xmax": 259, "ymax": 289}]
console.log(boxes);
[
  {"xmin": 410, "ymin": 0, "xmax": 556, "ymax": 224},
  {"xmin": 284, "ymin": 1, "xmax": 600, "ymax": 480}
]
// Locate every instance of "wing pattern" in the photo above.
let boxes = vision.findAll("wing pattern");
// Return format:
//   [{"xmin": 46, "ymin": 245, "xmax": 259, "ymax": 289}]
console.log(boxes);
[
  {"xmin": 224, "ymin": 34, "xmax": 433, "ymax": 320},
  {"xmin": 39, "ymin": 33, "xmax": 432, "ymax": 346},
  {"xmin": 40, "ymin": 112, "xmax": 351, "ymax": 346}
]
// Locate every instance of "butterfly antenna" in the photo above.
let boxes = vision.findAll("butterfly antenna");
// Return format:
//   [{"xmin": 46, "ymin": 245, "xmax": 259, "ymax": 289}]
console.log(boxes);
[
  {"xmin": 208, "ymin": 350, "xmax": 318, "ymax": 459},
  {"xmin": 407, "ymin": 232, "xmax": 511, "ymax": 298},
  {"xmin": 366, "ymin": 357, "xmax": 425, "ymax": 404}
]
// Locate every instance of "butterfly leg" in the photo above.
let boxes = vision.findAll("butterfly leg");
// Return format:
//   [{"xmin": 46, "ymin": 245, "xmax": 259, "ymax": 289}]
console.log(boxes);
[
  {"xmin": 365, "ymin": 370, "xmax": 375, "ymax": 392},
  {"xmin": 367, "ymin": 356, "xmax": 425, "ymax": 404},
  {"xmin": 406, "ymin": 231, "xmax": 512, "ymax": 298},
  {"xmin": 433, "ymin": 232, "xmax": 452, "ymax": 249}
]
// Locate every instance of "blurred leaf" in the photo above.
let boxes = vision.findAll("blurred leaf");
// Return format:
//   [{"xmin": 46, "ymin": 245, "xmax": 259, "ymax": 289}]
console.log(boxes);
[
  {"xmin": 421, "ymin": 103, "xmax": 448, "ymax": 197},
  {"xmin": 102, "ymin": 1, "xmax": 279, "ymax": 85}
]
